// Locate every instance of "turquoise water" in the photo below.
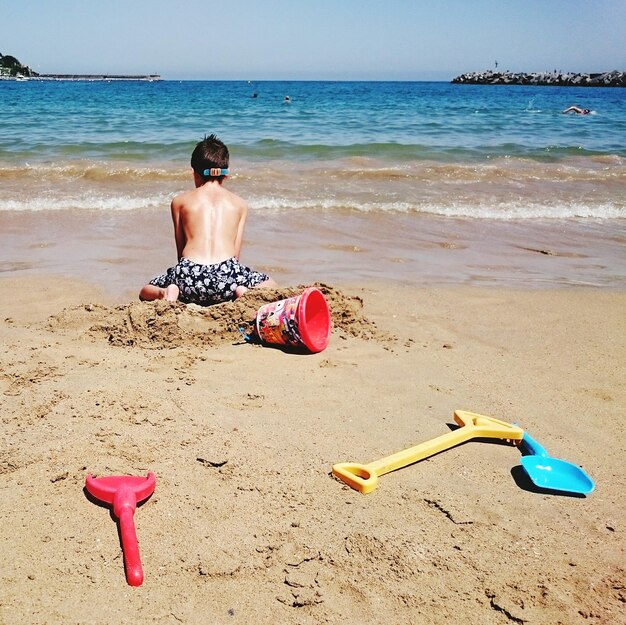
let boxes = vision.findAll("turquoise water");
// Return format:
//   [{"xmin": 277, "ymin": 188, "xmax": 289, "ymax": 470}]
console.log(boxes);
[
  {"xmin": 1, "ymin": 80, "xmax": 625, "ymax": 218},
  {"xmin": 1, "ymin": 79, "xmax": 624, "ymax": 290},
  {"xmin": 2, "ymin": 80, "xmax": 625, "ymax": 159}
]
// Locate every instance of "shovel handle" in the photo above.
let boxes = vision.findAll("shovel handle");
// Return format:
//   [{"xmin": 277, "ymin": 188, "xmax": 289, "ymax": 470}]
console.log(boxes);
[
  {"xmin": 366, "ymin": 426, "xmax": 477, "ymax": 476},
  {"xmin": 453, "ymin": 410, "xmax": 524, "ymax": 437},
  {"xmin": 332, "ymin": 411, "xmax": 523, "ymax": 493},
  {"xmin": 332, "ymin": 462, "xmax": 379, "ymax": 494},
  {"xmin": 119, "ymin": 507, "xmax": 144, "ymax": 586}
]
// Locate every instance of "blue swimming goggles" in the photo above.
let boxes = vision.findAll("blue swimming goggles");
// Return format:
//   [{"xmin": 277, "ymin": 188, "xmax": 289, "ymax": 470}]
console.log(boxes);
[{"xmin": 203, "ymin": 168, "xmax": 229, "ymax": 177}]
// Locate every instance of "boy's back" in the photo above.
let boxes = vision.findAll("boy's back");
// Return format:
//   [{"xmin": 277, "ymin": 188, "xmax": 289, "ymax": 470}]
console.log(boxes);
[{"xmin": 172, "ymin": 181, "xmax": 247, "ymax": 265}]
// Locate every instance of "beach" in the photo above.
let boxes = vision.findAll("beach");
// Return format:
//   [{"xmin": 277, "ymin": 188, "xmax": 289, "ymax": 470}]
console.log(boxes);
[
  {"xmin": 1, "ymin": 79, "xmax": 625, "ymax": 624},
  {"xmin": 1, "ymin": 266, "xmax": 625, "ymax": 624}
]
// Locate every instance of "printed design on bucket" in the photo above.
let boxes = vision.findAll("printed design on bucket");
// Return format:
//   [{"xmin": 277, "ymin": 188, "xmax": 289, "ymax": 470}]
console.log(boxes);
[
  {"xmin": 256, "ymin": 295, "xmax": 304, "ymax": 347},
  {"xmin": 254, "ymin": 287, "xmax": 331, "ymax": 353}
]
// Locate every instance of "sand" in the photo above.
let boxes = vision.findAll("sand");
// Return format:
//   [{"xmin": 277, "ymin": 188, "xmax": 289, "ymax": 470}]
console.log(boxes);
[{"xmin": 1, "ymin": 275, "xmax": 624, "ymax": 625}]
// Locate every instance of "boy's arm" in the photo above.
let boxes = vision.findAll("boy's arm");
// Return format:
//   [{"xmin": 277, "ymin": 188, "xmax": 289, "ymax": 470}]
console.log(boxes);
[
  {"xmin": 233, "ymin": 203, "xmax": 248, "ymax": 260},
  {"xmin": 171, "ymin": 198, "xmax": 186, "ymax": 260}
]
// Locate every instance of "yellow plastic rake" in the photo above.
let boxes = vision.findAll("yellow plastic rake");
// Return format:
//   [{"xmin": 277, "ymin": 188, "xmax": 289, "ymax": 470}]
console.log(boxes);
[{"xmin": 332, "ymin": 410, "xmax": 523, "ymax": 494}]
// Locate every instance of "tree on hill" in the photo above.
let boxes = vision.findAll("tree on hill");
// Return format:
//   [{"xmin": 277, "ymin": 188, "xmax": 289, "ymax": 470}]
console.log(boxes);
[{"xmin": 0, "ymin": 53, "xmax": 37, "ymax": 77}]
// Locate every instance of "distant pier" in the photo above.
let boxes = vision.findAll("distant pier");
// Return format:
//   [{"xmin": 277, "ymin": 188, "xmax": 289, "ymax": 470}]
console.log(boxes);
[
  {"xmin": 10, "ymin": 74, "xmax": 162, "ymax": 82},
  {"xmin": 0, "ymin": 72, "xmax": 161, "ymax": 82}
]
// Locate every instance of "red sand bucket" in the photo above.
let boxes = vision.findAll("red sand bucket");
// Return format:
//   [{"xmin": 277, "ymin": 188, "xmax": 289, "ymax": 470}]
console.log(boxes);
[{"xmin": 255, "ymin": 287, "xmax": 331, "ymax": 353}]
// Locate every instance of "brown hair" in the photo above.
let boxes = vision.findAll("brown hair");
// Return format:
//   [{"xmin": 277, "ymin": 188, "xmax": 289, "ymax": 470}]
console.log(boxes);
[{"xmin": 190, "ymin": 134, "xmax": 229, "ymax": 182}]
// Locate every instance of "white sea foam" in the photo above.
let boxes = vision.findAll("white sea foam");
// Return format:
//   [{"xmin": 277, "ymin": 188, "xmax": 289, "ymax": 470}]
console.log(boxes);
[
  {"xmin": 0, "ymin": 193, "xmax": 170, "ymax": 212},
  {"xmin": 1, "ymin": 189, "xmax": 623, "ymax": 220},
  {"xmin": 418, "ymin": 202, "xmax": 626, "ymax": 220},
  {"xmin": 248, "ymin": 196, "xmax": 625, "ymax": 220}
]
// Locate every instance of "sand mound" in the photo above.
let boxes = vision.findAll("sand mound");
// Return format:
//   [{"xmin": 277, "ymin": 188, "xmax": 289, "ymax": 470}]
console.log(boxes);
[{"xmin": 47, "ymin": 283, "xmax": 386, "ymax": 350}]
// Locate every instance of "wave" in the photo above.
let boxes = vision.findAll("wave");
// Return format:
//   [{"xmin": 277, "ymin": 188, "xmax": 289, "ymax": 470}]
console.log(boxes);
[
  {"xmin": 0, "ymin": 193, "xmax": 171, "ymax": 212},
  {"xmin": 1, "ymin": 154, "xmax": 623, "ymax": 187},
  {"xmin": 419, "ymin": 202, "xmax": 625, "ymax": 220},
  {"xmin": 315, "ymin": 157, "xmax": 626, "ymax": 184},
  {"xmin": 0, "ymin": 162, "xmax": 186, "ymax": 183},
  {"xmin": 247, "ymin": 196, "xmax": 624, "ymax": 220},
  {"xmin": 1, "ymin": 155, "xmax": 624, "ymax": 186},
  {"xmin": 1, "ymin": 155, "xmax": 624, "ymax": 220},
  {"xmin": 7, "ymin": 138, "xmax": 618, "ymax": 166},
  {"xmin": 3, "ymin": 195, "xmax": 621, "ymax": 219},
  {"xmin": 2, "ymin": 182, "xmax": 622, "ymax": 218},
  {"xmin": 235, "ymin": 139, "xmax": 626, "ymax": 162},
  {"xmin": 0, "ymin": 140, "xmax": 194, "ymax": 163}
]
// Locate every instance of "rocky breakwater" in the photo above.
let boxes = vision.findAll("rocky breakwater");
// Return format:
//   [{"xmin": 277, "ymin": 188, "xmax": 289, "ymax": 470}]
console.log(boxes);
[{"xmin": 451, "ymin": 70, "xmax": 625, "ymax": 87}]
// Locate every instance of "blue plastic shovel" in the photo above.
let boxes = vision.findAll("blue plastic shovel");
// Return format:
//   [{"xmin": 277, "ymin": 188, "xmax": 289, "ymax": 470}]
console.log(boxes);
[{"xmin": 519, "ymin": 432, "xmax": 595, "ymax": 495}]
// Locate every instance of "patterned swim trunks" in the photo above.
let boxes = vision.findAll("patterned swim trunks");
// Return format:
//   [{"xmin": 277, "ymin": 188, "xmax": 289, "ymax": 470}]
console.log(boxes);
[{"xmin": 149, "ymin": 256, "xmax": 270, "ymax": 306}]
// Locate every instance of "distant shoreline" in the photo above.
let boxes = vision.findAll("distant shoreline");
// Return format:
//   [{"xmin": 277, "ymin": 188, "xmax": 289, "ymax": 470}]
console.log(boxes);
[
  {"xmin": 0, "ymin": 73, "xmax": 161, "ymax": 82},
  {"xmin": 452, "ymin": 70, "xmax": 625, "ymax": 87}
]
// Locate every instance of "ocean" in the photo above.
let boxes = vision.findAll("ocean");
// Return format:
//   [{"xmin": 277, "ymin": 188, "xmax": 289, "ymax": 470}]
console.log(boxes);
[{"xmin": 1, "ymin": 80, "xmax": 625, "ymax": 291}]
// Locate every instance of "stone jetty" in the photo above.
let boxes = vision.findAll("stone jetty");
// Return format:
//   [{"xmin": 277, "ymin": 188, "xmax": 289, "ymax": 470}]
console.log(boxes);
[
  {"xmin": 451, "ymin": 70, "xmax": 625, "ymax": 87},
  {"xmin": 35, "ymin": 74, "xmax": 161, "ymax": 81}
]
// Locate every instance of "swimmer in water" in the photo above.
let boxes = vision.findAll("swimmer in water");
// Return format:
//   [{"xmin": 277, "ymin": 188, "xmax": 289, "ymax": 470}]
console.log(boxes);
[{"xmin": 562, "ymin": 106, "xmax": 591, "ymax": 115}]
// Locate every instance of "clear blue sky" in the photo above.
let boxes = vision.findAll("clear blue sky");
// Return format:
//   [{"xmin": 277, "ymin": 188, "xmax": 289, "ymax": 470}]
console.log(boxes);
[{"xmin": 3, "ymin": 0, "xmax": 625, "ymax": 80}]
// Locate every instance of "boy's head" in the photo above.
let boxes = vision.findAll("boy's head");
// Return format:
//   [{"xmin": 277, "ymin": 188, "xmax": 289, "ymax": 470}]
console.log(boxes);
[{"xmin": 191, "ymin": 134, "xmax": 229, "ymax": 183}]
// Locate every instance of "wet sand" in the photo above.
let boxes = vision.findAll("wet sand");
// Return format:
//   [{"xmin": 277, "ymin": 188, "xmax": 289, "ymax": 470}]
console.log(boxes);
[{"xmin": 1, "ymin": 208, "xmax": 624, "ymax": 298}]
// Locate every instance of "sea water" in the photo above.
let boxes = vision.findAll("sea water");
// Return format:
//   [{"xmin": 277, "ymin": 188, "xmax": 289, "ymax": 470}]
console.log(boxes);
[{"xmin": 0, "ymin": 80, "xmax": 624, "ymax": 289}]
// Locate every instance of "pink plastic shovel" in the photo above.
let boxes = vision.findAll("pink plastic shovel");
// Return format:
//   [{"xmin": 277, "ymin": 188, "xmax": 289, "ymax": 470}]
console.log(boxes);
[{"xmin": 85, "ymin": 472, "xmax": 156, "ymax": 586}]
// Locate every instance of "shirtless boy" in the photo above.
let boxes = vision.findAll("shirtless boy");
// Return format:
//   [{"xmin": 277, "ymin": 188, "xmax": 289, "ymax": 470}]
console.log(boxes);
[{"xmin": 140, "ymin": 134, "xmax": 277, "ymax": 305}]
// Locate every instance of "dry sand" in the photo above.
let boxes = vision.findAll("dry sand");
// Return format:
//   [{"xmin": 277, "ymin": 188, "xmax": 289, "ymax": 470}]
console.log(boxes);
[{"xmin": 0, "ymin": 277, "xmax": 624, "ymax": 625}]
